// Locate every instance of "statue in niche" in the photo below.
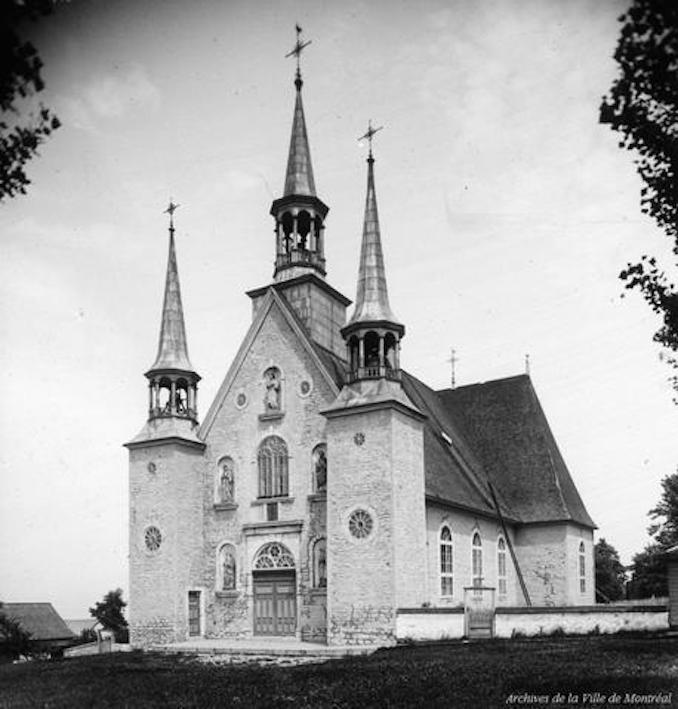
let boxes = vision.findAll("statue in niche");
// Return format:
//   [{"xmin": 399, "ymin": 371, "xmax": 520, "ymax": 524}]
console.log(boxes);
[
  {"xmin": 220, "ymin": 459, "xmax": 234, "ymax": 503},
  {"xmin": 264, "ymin": 368, "xmax": 281, "ymax": 411},
  {"xmin": 315, "ymin": 447, "xmax": 327, "ymax": 492},
  {"xmin": 222, "ymin": 549, "xmax": 236, "ymax": 591}
]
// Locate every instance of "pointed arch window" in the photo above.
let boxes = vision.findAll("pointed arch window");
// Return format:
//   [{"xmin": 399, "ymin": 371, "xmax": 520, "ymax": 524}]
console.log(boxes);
[
  {"xmin": 218, "ymin": 544, "xmax": 237, "ymax": 591},
  {"xmin": 497, "ymin": 537, "xmax": 507, "ymax": 596},
  {"xmin": 217, "ymin": 457, "xmax": 235, "ymax": 504},
  {"xmin": 472, "ymin": 532, "xmax": 483, "ymax": 587},
  {"xmin": 440, "ymin": 526, "xmax": 453, "ymax": 596},
  {"xmin": 258, "ymin": 436, "xmax": 289, "ymax": 498},
  {"xmin": 579, "ymin": 541, "xmax": 586, "ymax": 593},
  {"xmin": 312, "ymin": 444, "xmax": 327, "ymax": 493},
  {"xmin": 312, "ymin": 538, "xmax": 327, "ymax": 588}
]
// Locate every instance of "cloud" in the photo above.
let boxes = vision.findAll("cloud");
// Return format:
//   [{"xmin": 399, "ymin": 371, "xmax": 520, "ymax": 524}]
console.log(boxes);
[{"xmin": 57, "ymin": 65, "xmax": 160, "ymax": 132}]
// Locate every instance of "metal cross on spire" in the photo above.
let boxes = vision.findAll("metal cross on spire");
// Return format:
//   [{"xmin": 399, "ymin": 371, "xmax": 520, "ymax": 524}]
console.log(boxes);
[
  {"xmin": 447, "ymin": 347, "xmax": 459, "ymax": 389},
  {"xmin": 164, "ymin": 199, "xmax": 180, "ymax": 231},
  {"xmin": 359, "ymin": 120, "xmax": 384, "ymax": 158},
  {"xmin": 285, "ymin": 24, "xmax": 312, "ymax": 81}
]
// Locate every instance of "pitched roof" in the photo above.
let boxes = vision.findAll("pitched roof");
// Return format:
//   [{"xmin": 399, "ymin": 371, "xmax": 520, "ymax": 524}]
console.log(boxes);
[
  {"xmin": 1, "ymin": 603, "xmax": 74, "ymax": 641},
  {"xmin": 439, "ymin": 375, "xmax": 595, "ymax": 528},
  {"xmin": 283, "ymin": 76, "xmax": 316, "ymax": 197},
  {"xmin": 148, "ymin": 228, "xmax": 195, "ymax": 373},
  {"xmin": 347, "ymin": 154, "xmax": 401, "ymax": 327}
]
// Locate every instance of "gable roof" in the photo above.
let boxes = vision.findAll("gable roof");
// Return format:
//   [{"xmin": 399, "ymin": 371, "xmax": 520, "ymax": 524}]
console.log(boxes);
[
  {"xmin": 200, "ymin": 288, "xmax": 340, "ymax": 438},
  {"xmin": 401, "ymin": 371, "xmax": 514, "ymax": 520},
  {"xmin": 1, "ymin": 603, "xmax": 74, "ymax": 641},
  {"xmin": 439, "ymin": 375, "xmax": 595, "ymax": 528}
]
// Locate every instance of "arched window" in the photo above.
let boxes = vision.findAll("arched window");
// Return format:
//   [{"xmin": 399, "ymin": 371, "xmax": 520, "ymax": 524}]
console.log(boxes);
[
  {"xmin": 253, "ymin": 542, "xmax": 295, "ymax": 569},
  {"xmin": 579, "ymin": 541, "xmax": 586, "ymax": 593},
  {"xmin": 364, "ymin": 331, "xmax": 379, "ymax": 370},
  {"xmin": 257, "ymin": 436, "xmax": 289, "ymax": 498},
  {"xmin": 497, "ymin": 537, "xmax": 507, "ymax": 596},
  {"xmin": 312, "ymin": 444, "xmax": 327, "ymax": 493},
  {"xmin": 217, "ymin": 457, "xmax": 235, "ymax": 503},
  {"xmin": 312, "ymin": 538, "xmax": 326, "ymax": 588},
  {"xmin": 218, "ymin": 544, "xmax": 237, "ymax": 591},
  {"xmin": 472, "ymin": 532, "xmax": 483, "ymax": 587},
  {"xmin": 440, "ymin": 526, "xmax": 453, "ymax": 596}
]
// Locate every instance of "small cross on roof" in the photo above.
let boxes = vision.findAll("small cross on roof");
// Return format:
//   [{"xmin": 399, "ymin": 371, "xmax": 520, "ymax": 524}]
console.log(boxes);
[{"xmin": 358, "ymin": 120, "xmax": 384, "ymax": 157}]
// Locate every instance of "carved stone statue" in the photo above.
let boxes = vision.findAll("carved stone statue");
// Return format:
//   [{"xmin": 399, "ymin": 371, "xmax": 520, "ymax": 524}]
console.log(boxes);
[
  {"xmin": 220, "ymin": 460, "xmax": 234, "ymax": 503},
  {"xmin": 264, "ymin": 368, "xmax": 281, "ymax": 410}
]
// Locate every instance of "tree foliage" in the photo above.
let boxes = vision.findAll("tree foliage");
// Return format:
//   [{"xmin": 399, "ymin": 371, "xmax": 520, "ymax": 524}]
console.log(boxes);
[
  {"xmin": 0, "ymin": 0, "xmax": 60, "ymax": 202},
  {"xmin": 628, "ymin": 469, "xmax": 678, "ymax": 598},
  {"xmin": 89, "ymin": 589, "xmax": 129, "ymax": 643},
  {"xmin": 0, "ymin": 603, "xmax": 33, "ymax": 661},
  {"xmin": 600, "ymin": 0, "xmax": 678, "ymax": 395},
  {"xmin": 594, "ymin": 538, "xmax": 626, "ymax": 602}
]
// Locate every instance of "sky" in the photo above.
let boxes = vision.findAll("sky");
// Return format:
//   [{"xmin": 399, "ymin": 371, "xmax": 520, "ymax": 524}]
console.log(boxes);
[{"xmin": 1, "ymin": 0, "xmax": 676, "ymax": 619}]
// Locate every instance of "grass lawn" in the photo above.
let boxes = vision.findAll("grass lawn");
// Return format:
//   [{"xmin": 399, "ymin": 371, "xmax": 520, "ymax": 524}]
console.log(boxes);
[{"xmin": 0, "ymin": 635, "xmax": 676, "ymax": 708}]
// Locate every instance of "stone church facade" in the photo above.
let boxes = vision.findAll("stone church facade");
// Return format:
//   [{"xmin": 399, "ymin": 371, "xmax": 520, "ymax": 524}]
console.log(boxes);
[{"xmin": 125, "ymin": 58, "xmax": 596, "ymax": 648}]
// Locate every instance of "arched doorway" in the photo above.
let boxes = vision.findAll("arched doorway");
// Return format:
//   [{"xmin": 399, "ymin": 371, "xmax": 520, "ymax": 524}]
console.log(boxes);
[{"xmin": 252, "ymin": 542, "xmax": 296, "ymax": 636}]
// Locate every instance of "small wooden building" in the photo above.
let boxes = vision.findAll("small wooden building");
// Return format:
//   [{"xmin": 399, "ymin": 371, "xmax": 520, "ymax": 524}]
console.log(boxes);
[{"xmin": 1, "ymin": 603, "xmax": 75, "ymax": 658}]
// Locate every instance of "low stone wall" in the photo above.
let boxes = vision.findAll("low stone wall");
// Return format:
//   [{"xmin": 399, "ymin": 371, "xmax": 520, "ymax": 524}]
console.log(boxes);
[
  {"xmin": 494, "ymin": 605, "xmax": 668, "ymax": 637},
  {"xmin": 396, "ymin": 608, "xmax": 465, "ymax": 641},
  {"xmin": 396, "ymin": 605, "xmax": 668, "ymax": 641}
]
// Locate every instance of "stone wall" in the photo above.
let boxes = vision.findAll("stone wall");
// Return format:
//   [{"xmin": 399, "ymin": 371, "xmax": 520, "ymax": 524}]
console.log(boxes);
[
  {"xmin": 200, "ymin": 301, "xmax": 336, "ymax": 639},
  {"xmin": 425, "ymin": 505, "xmax": 521, "ymax": 607},
  {"xmin": 395, "ymin": 606, "xmax": 668, "ymax": 641},
  {"xmin": 128, "ymin": 443, "xmax": 205, "ymax": 647}
]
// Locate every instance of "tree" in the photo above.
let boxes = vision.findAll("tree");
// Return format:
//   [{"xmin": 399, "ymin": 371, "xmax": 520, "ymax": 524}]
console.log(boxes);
[
  {"xmin": 594, "ymin": 538, "xmax": 626, "ymax": 602},
  {"xmin": 629, "ymin": 543, "xmax": 668, "ymax": 598},
  {"xmin": 0, "ymin": 603, "xmax": 32, "ymax": 662},
  {"xmin": 648, "ymin": 469, "xmax": 678, "ymax": 547},
  {"xmin": 627, "ymin": 469, "xmax": 678, "ymax": 598},
  {"xmin": 89, "ymin": 589, "xmax": 129, "ymax": 643},
  {"xmin": 0, "ymin": 0, "xmax": 60, "ymax": 201},
  {"xmin": 600, "ymin": 0, "xmax": 678, "ymax": 396}
]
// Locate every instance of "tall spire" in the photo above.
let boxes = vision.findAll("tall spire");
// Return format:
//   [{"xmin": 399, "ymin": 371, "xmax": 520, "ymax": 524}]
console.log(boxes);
[
  {"xmin": 149, "ymin": 201, "xmax": 194, "ymax": 372},
  {"xmin": 348, "ymin": 125, "xmax": 400, "ymax": 326},
  {"xmin": 271, "ymin": 26, "xmax": 329, "ymax": 282},
  {"xmin": 283, "ymin": 25, "xmax": 316, "ymax": 197}
]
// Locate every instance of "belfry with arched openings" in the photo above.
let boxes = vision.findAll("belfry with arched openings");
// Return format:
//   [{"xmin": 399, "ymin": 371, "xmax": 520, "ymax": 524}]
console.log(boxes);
[{"xmin": 125, "ymin": 30, "xmax": 595, "ymax": 648}]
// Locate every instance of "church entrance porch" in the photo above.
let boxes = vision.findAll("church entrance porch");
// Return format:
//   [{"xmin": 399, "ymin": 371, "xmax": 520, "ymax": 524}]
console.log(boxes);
[{"xmin": 253, "ymin": 571, "xmax": 297, "ymax": 636}]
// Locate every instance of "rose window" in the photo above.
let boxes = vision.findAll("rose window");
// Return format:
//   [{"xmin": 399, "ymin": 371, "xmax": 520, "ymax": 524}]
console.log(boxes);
[
  {"xmin": 144, "ymin": 526, "xmax": 162, "ymax": 551},
  {"xmin": 348, "ymin": 509, "xmax": 373, "ymax": 539}
]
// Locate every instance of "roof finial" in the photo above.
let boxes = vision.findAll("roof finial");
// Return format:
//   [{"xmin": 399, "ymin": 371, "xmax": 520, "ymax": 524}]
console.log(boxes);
[
  {"xmin": 447, "ymin": 348, "xmax": 459, "ymax": 388},
  {"xmin": 525, "ymin": 353, "xmax": 531, "ymax": 375},
  {"xmin": 359, "ymin": 120, "xmax": 383, "ymax": 160},
  {"xmin": 285, "ymin": 24, "xmax": 311, "ymax": 89},
  {"xmin": 164, "ymin": 199, "xmax": 180, "ymax": 232}
]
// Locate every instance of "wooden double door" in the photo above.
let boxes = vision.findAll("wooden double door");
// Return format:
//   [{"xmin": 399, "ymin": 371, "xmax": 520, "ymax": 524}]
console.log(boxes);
[{"xmin": 253, "ymin": 571, "xmax": 297, "ymax": 636}]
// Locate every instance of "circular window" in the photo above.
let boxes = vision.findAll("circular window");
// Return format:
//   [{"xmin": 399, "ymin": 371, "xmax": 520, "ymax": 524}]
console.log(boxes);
[
  {"xmin": 299, "ymin": 380, "xmax": 312, "ymax": 396},
  {"xmin": 147, "ymin": 462, "xmax": 157, "ymax": 474},
  {"xmin": 348, "ymin": 509, "xmax": 373, "ymax": 539},
  {"xmin": 144, "ymin": 526, "xmax": 162, "ymax": 552},
  {"xmin": 354, "ymin": 432, "xmax": 365, "ymax": 446},
  {"xmin": 235, "ymin": 392, "xmax": 247, "ymax": 409}
]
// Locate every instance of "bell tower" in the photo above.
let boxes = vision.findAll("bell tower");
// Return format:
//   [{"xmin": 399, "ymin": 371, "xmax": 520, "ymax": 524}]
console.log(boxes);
[
  {"xmin": 270, "ymin": 25, "xmax": 329, "ymax": 283},
  {"xmin": 125, "ymin": 203, "xmax": 205, "ymax": 647},
  {"xmin": 322, "ymin": 129, "xmax": 427, "ymax": 645}
]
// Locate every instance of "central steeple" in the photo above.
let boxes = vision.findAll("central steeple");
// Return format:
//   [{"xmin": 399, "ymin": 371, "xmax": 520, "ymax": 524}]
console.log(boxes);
[{"xmin": 270, "ymin": 26, "xmax": 329, "ymax": 282}]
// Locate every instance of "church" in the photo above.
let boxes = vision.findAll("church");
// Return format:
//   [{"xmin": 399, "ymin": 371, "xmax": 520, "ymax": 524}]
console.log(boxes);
[{"xmin": 125, "ymin": 38, "xmax": 596, "ymax": 648}]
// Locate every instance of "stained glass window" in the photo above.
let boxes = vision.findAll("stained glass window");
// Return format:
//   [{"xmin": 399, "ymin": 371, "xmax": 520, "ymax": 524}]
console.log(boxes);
[
  {"xmin": 257, "ymin": 436, "xmax": 289, "ymax": 498},
  {"xmin": 472, "ymin": 532, "xmax": 483, "ymax": 587},
  {"xmin": 497, "ymin": 537, "xmax": 507, "ymax": 596},
  {"xmin": 440, "ymin": 526, "xmax": 453, "ymax": 596},
  {"xmin": 254, "ymin": 542, "xmax": 295, "ymax": 569},
  {"xmin": 348, "ymin": 509, "xmax": 373, "ymax": 539}
]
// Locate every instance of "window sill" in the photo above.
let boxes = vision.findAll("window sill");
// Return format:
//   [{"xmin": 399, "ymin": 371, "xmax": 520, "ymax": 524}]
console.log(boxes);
[
  {"xmin": 307, "ymin": 493, "xmax": 326, "ymax": 502},
  {"xmin": 251, "ymin": 496, "xmax": 294, "ymax": 506},
  {"xmin": 213, "ymin": 503, "xmax": 238, "ymax": 511},
  {"xmin": 215, "ymin": 590, "xmax": 240, "ymax": 599},
  {"xmin": 309, "ymin": 587, "xmax": 327, "ymax": 597},
  {"xmin": 258, "ymin": 412, "xmax": 284, "ymax": 422}
]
